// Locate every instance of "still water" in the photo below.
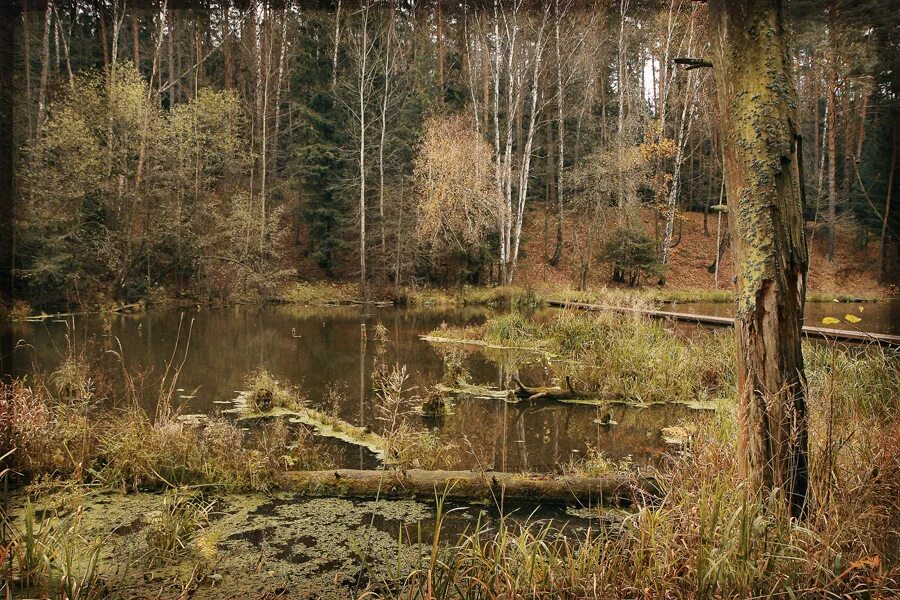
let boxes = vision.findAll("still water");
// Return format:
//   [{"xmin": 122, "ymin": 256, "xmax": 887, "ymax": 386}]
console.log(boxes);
[
  {"xmin": 2, "ymin": 305, "xmax": 699, "ymax": 473},
  {"xmin": 6, "ymin": 301, "xmax": 893, "ymax": 473}
]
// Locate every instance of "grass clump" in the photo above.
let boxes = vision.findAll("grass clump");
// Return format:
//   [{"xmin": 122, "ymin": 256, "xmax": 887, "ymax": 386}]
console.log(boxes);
[
  {"xmin": 144, "ymin": 489, "xmax": 217, "ymax": 566},
  {"xmin": 462, "ymin": 285, "xmax": 543, "ymax": 308},
  {"xmin": 400, "ymin": 285, "xmax": 544, "ymax": 308},
  {"xmin": 243, "ymin": 368, "xmax": 300, "ymax": 413},
  {"xmin": 555, "ymin": 285, "xmax": 733, "ymax": 306},
  {"xmin": 275, "ymin": 280, "xmax": 362, "ymax": 305},
  {"xmin": 483, "ymin": 312, "xmax": 541, "ymax": 347},
  {"xmin": 1, "ymin": 498, "xmax": 105, "ymax": 600},
  {"xmin": 1, "ymin": 376, "xmax": 326, "ymax": 492}
]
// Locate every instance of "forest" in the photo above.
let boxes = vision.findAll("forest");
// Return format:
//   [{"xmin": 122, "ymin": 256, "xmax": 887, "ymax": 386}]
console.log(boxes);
[
  {"xmin": 0, "ymin": 0, "xmax": 897, "ymax": 307},
  {"xmin": 1, "ymin": 1, "xmax": 899, "ymax": 599}
]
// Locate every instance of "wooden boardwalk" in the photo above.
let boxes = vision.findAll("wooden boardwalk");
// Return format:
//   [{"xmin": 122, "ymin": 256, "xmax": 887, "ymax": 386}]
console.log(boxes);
[{"xmin": 547, "ymin": 300, "xmax": 900, "ymax": 348}]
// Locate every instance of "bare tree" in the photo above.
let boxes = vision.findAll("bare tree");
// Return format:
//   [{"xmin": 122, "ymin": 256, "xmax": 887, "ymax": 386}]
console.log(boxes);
[
  {"xmin": 337, "ymin": 1, "xmax": 379, "ymax": 291},
  {"xmin": 660, "ymin": 6, "xmax": 704, "ymax": 271}
]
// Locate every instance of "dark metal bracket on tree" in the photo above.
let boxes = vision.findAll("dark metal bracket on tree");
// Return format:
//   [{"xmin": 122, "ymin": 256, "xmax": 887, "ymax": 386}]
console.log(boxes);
[{"xmin": 673, "ymin": 57, "xmax": 713, "ymax": 70}]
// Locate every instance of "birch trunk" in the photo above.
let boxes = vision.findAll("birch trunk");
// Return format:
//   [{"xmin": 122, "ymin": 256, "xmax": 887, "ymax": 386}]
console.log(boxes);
[
  {"xmin": 509, "ymin": 21, "xmax": 545, "ymax": 283},
  {"xmin": 37, "ymin": 1, "xmax": 52, "ymax": 129},
  {"xmin": 358, "ymin": 5, "xmax": 369, "ymax": 291},
  {"xmin": 825, "ymin": 50, "xmax": 837, "ymax": 261}
]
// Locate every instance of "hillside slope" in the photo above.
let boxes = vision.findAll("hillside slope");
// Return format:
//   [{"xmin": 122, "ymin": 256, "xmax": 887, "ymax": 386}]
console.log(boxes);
[{"xmin": 516, "ymin": 206, "xmax": 892, "ymax": 296}]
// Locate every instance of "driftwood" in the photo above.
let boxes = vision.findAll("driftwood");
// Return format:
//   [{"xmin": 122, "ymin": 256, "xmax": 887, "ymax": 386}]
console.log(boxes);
[
  {"xmin": 282, "ymin": 468, "xmax": 659, "ymax": 507},
  {"xmin": 512, "ymin": 375, "xmax": 584, "ymax": 401}
]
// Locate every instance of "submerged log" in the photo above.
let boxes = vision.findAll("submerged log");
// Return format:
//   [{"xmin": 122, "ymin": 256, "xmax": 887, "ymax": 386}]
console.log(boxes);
[
  {"xmin": 282, "ymin": 468, "xmax": 659, "ymax": 507},
  {"xmin": 512, "ymin": 375, "xmax": 584, "ymax": 401}
]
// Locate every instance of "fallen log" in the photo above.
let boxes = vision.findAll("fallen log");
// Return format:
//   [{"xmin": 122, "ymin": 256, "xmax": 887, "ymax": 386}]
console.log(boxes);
[
  {"xmin": 226, "ymin": 394, "xmax": 389, "ymax": 460},
  {"xmin": 548, "ymin": 300, "xmax": 900, "ymax": 348},
  {"xmin": 282, "ymin": 468, "xmax": 659, "ymax": 507},
  {"xmin": 512, "ymin": 375, "xmax": 583, "ymax": 401}
]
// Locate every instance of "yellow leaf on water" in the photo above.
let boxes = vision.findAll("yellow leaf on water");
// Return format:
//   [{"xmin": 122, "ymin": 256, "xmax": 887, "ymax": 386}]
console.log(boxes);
[
  {"xmin": 821, "ymin": 317, "xmax": 841, "ymax": 325},
  {"xmin": 858, "ymin": 306, "xmax": 864, "ymax": 312},
  {"xmin": 844, "ymin": 314, "xmax": 862, "ymax": 324}
]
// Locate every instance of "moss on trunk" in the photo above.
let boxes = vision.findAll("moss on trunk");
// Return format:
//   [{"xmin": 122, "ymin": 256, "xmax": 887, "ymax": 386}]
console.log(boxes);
[{"xmin": 707, "ymin": 0, "xmax": 810, "ymax": 517}]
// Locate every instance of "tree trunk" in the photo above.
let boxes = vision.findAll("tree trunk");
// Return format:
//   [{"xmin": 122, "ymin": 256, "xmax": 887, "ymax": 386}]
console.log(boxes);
[
  {"xmin": 167, "ymin": 8, "xmax": 176, "ymax": 106},
  {"xmin": 437, "ymin": 0, "xmax": 445, "ymax": 103},
  {"xmin": 37, "ymin": 1, "xmax": 52, "ymax": 129},
  {"xmin": 332, "ymin": 0, "xmax": 341, "ymax": 89},
  {"xmin": 358, "ymin": 4, "xmax": 369, "ymax": 292},
  {"xmin": 825, "ymin": 56, "xmax": 837, "ymax": 261},
  {"xmin": 707, "ymin": 0, "xmax": 810, "ymax": 519},
  {"xmin": 550, "ymin": 0, "xmax": 564, "ymax": 267},
  {"xmin": 223, "ymin": 4, "xmax": 233, "ymax": 89},
  {"xmin": 99, "ymin": 5, "xmax": 109, "ymax": 71},
  {"xmin": 22, "ymin": 2, "xmax": 32, "ymax": 139},
  {"xmin": 132, "ymin": 10, "xmax": 140, "ymax": 71},
  {"xmin": 0, "ymin": 1, "xmax": 18, "ymax": 300},
  {"xmin": 879, "ymin": 127, "xmax": 897, "ymax": 283}
]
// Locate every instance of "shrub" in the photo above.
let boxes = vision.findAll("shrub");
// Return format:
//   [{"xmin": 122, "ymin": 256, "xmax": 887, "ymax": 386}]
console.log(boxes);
[{"xmin": 600, "ymin": 227, "xmax": 665, "ymax": 286}]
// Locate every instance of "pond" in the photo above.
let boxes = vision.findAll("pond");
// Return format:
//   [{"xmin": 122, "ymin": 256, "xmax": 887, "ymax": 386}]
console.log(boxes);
[{"xmin": 1, "ymin": 305, "xmax": 703, "ymax": 473}]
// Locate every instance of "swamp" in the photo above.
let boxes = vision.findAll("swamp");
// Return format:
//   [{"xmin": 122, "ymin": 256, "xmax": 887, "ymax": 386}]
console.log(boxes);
[{"xmin": 2, "ymin": 0, "xmax": 900, "ymax": 598}]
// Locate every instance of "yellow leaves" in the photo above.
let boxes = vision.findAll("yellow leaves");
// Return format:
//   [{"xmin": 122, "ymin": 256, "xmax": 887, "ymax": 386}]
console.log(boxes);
[{"xmin": 821, "ymin": 314, "xmax": 863, "ymax": 326}]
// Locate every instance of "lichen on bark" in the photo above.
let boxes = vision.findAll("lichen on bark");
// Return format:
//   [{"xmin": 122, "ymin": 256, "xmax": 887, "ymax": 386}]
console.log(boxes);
[{"xmin": 707, "ymin": 0, "xmax": 810, "ymax": 518}]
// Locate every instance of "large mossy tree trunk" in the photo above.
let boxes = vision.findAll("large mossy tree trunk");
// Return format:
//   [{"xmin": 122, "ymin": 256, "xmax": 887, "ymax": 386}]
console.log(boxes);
[{"xmin": 707, "ymin": 0, "xmax": 810, "ymax": 518}]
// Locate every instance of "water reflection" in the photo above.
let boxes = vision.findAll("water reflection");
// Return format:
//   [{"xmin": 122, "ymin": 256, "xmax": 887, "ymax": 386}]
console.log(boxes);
[{"xmin": 3, "ymin": 305, "xmax": 702, "ymax": 472}]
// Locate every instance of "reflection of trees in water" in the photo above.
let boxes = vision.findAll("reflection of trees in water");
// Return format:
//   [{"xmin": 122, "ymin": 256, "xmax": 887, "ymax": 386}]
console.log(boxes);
[
  {"xmin": 4, "ymin": 306, "xmax": 708, "ymax": 474},
  {"xmin": 435, "ymin": 389, "xmax": 695, "ymax": 473}
]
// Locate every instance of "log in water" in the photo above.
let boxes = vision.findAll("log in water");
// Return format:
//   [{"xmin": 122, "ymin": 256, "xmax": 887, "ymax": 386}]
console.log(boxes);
[
  {"xmin": 548, "ymin": 300, "xmax": 900, "ymax": 347},
  {"xmin": 282, "ymin": 468, "xmax": 660, "ymax": 507}
]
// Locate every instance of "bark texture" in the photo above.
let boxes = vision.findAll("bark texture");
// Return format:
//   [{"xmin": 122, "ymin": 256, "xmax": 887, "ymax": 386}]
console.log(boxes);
[{"xmin": 707, "ymin": 0, "xmax": 810, "ymax": 518}]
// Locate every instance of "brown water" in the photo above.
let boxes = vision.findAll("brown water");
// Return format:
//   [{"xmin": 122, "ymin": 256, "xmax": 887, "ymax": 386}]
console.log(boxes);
[{"xmin": 1, "ymin": 305, "xmax": 698, "ymax": 472}]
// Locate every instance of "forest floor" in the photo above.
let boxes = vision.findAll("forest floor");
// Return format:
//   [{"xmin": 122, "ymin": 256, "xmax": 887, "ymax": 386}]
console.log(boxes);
[{"xmin": 515, "ymin": 207, "xmax": 894, "ymax": 297}]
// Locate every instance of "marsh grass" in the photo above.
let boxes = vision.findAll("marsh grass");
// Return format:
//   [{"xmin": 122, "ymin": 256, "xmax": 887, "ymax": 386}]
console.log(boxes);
[
  {"xmin": 242, "ymin": 368, "xmax": 300, "ymax": 413},
  {"xmin": 275, "ymin": 280, "xmax": 362, "ymax": 304},
  {"xmin": 1, "ymin": 498, "xmax": 106, "ymax": 600},
  {"xmin": 400, "ymin": 285, "xmax": 544, "ymax": 308},
  {"xmin": 554, "ymin": 285, "xmax": 734, "ymax": 306},
  {"xmin": 369, "ymin": 401, "xmax": 899, "ymax": 599},
  {"xmin": 366, "ymin": 324, "xmax": 900, "ymax": 599},
  {"xmin": 431, "ymin": 310, "xmax": 736, "ymax": 405},
  {"xmin": 483, "ymin": 312, "xmax": 541, "ymax": 347},
  {"xmin": 144, "ymin": 489, "xmax": 216, "ymax": 566},
  {"xmin": 1, "ymin": 378, "xmax": 324, "ymax": 493}
]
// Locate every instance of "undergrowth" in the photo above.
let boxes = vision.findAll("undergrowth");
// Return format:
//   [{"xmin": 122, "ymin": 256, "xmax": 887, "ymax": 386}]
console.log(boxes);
[{"xmin": 364, "ymin": 347, "xmax": 900, "ymax": 598}]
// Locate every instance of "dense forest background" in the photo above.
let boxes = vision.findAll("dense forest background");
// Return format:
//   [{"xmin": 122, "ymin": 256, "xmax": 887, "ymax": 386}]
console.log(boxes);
[{"xmin": 0, "ymin": 0, "xmax": 898, "ymax": 307}]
